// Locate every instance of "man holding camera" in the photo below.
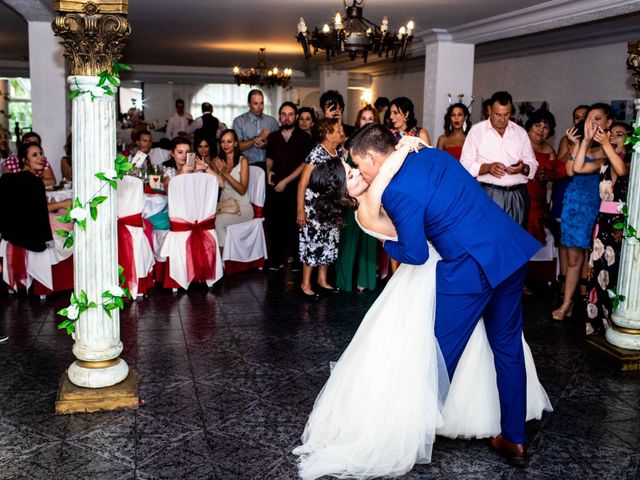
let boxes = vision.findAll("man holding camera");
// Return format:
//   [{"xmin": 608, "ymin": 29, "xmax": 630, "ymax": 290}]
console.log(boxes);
[
  {"xmin": 320, "ymin": 90, "xmax": 355, "ymax": 138},
  {"xmin": 460, "ymin": 91, "xmax": 538, "ymax": 228}
]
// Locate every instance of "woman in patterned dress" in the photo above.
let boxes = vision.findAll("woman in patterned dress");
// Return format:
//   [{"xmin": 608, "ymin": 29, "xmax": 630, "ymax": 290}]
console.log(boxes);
[
  {"xmin": 297, "ymin": 118, "xmax": 345, "ymax": 299},
  {"xmin": 572, "ymin": 121, "xmax": 631, "ymax": 335},
  {"xmin": 389, "ymin": 97, "xmax": 431, "ymax": 145}
]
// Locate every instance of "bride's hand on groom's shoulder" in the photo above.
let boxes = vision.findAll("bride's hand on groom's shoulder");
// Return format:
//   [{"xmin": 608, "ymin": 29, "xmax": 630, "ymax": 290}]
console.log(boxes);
[{"xmin": 396, "ymin": 136, "xmax": 428, "ymax": 153}]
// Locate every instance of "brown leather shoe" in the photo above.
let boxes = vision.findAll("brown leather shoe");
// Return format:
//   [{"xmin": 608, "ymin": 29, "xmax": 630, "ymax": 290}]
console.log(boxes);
[{"xmin": 490, "ymin": 435, "xmax": 528, "ymax": 467}]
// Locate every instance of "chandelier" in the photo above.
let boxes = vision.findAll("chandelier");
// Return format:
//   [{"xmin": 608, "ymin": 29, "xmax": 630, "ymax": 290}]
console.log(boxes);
[
  {"xmin": 232, "ymin": 48, "xmax": 293, "ymax": 88},
  {"xmin": 296, "ymin": 0, "xmax": 414, "ymax": 63}
]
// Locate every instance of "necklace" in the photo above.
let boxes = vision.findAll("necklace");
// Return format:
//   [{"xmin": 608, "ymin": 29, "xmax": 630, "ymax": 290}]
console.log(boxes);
[{"xmin": 320, "ymin": 143, "xmax": 338, "ymax": 157}]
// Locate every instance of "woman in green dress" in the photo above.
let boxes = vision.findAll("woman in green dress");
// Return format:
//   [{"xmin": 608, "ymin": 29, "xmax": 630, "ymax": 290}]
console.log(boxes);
[{"xmin": 335, "ymin": 105, "xmax": 380, "ymax": 292}]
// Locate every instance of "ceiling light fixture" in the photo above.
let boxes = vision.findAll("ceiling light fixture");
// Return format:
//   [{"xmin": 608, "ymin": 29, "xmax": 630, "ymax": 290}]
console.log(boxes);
[
  {"xmin": 232, "ymin": 48, "xmax": 292, "ymax": 88},
  {"xmin": 296, "ymin": 0, "xmax": 414, "ymax": 63}
]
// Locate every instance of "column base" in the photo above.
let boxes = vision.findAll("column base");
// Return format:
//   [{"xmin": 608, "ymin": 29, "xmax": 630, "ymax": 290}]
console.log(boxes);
[
  {"xmin": 586, "ymin": 337, "xmax": 640, "ymax": 372},
  {"xmin": 68, "ymin": 357, "xmax": 129, "ymax": 388},
  {"xmin": 55, "ymin": 368, "xmax": 139, "ymax": 415}
]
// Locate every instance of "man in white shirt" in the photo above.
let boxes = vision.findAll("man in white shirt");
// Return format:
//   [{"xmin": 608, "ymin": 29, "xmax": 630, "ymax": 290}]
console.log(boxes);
[
  {"xmin": 460, "ymin": 91, "xmax": 538, "ymax": 228},
  {"xmin": 166, "ymin": 98, "xmax": 192, "ymax": 140}
]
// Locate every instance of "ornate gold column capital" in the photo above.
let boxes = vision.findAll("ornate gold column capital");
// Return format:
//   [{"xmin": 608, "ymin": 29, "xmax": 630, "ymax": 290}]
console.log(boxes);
[
  {"xmin": 52, "ymin": 1, "xmax": 131, "ymax": 76},
  {"xmin": 628, "ymin": 40, "xmax": 640, "ymax": 98}
]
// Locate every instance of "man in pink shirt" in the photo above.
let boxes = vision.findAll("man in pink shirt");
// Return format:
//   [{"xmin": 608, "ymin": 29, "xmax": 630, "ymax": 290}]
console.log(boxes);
[{"xmin": 460, "ymin": 91, "xmax": 538, "ymax": 228}]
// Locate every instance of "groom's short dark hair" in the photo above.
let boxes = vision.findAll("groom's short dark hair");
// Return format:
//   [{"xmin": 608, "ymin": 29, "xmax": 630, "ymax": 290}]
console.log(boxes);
[{"xmin": 348, "ymin": 123, "xmax": 397, "ymax": 157}]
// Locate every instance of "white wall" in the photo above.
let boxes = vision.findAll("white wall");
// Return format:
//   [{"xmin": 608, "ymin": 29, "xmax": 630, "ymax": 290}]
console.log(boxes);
[
  {"xmin": 28, "ymin": 22, "xmax": 67, "ymax": 182},
  {"xmin": 473, "ymin": 41, "xmax": 636, "ymax": 144},
  {"xmin": 371, "ymin": 70, "xmax": 426, "ymax": 127}
]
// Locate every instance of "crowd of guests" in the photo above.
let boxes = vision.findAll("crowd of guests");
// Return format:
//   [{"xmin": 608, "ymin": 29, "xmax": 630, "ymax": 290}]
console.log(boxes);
[{"xmin": 0, "ymin": 86, "xmax": 634, "ymax": 340}]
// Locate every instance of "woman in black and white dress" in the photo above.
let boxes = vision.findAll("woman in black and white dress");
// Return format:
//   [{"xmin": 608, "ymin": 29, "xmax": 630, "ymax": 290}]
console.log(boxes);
[{"xmin": 297, "ymin": 117, "xmax": 345, "ymax": 299}]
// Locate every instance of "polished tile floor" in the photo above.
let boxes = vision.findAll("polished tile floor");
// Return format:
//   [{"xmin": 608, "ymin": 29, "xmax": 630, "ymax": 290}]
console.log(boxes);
[{"xmin": 1, "ymin": 271, "xmax": 639, "ymax": 480}]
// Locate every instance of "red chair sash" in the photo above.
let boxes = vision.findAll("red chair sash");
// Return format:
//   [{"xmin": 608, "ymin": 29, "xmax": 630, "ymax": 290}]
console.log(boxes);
[
  {"xmin": 169, "ymin": 215, "xmax": 217, "ymax": 283},
  {"xmin": 118, "ymin": 213, "xmax": 144, "ymax": 292},
  {"xmin": 6, "ymin": 243, "xmax": 28, "ymax": 289},
  {"xmin": 251, "ymin": 203, "xmax": 263, "ymax": 219}
]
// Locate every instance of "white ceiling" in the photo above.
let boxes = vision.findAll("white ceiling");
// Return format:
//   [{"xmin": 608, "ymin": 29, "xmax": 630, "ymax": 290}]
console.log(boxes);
[{"xmin": 1, "ymin": 0, "xmax": 640, "ymax": 77}]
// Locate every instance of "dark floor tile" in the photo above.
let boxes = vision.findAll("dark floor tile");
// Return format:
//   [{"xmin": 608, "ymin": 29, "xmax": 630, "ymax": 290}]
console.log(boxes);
[
  {"xmin": 527, "ymin": 431, "xmax": 639, "ymax": 479},
  {"xmin": 137, "ymin": 431, "xmax": 216, "ymax": 479},
  {"xmin": 207, "ymin": 432, "xmax": 285, "ymax": 479}
]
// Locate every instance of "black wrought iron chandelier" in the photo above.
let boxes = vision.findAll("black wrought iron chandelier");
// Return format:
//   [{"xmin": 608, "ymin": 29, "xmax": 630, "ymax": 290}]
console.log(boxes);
[
  {"xmin": 232, "ymin": 48, "xmax": 293, "ymax": 88},
  {"xmin": 296, "ymin": 0, "xmax": 415, "ymax": 63}
]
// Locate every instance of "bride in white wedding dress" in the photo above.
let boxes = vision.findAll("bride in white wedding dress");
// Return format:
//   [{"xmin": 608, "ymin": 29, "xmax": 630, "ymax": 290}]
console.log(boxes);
[{"xmin": 292, "ymin": 139, "xmax": 552, "ymax": 480}]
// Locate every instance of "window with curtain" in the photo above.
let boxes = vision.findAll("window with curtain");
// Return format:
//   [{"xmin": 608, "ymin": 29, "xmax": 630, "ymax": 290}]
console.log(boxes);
[
  {"xmin": 7, "ymin": 78, "xmax": 32, "ymax": 144},
  {"xmin": 189, "ymin": 84, "xmax": 276, "ymax": 127}
]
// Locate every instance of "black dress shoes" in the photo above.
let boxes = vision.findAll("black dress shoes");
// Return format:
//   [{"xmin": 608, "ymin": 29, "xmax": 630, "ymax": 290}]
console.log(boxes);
[{"xmin": 490, "ymin": 435, "xmax": 527, "ymax": 467}]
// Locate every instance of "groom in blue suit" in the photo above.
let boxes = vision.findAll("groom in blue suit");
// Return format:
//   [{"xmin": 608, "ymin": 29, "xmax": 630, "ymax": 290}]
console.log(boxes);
[{"xmin": 349, "ymin": 124, "xmax": 541, "ymax": 466}]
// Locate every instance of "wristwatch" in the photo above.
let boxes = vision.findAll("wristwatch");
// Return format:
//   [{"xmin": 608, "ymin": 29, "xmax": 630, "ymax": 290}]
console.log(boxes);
[{"xmin": 522, "ymin": 164, "xmax": 530, "ymax": 176}]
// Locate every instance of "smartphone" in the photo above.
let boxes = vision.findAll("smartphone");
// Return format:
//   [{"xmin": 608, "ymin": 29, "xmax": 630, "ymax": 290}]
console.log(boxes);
[
  {"xmin": 186, "ymin": 152, "xmax": 196, "ymax": 167},
  {"xmin": 574, "ymin": 120, "xmax": 585, "ymax": 139}
]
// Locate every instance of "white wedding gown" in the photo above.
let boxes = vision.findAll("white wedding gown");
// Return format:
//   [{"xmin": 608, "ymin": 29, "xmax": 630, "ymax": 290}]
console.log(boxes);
[{"xmin": 292, "ymin": 219, "xmax": 552, "ymax": 480}]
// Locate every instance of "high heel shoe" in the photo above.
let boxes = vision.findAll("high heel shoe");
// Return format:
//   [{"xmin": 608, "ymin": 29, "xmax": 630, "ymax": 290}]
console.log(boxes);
[
  {"xmin": 551, "ymin": 302, "xmax": 573, "ymax": 321},
  {"xmin": 317, "ymin": 285, "xmax": 340, "ymax": 295}
]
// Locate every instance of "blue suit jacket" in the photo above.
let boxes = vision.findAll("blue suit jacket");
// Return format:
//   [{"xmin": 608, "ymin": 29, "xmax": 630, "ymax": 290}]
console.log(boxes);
[{"xmin": 382, "ymin": 148, "xmax": 541, "ymax": 294}]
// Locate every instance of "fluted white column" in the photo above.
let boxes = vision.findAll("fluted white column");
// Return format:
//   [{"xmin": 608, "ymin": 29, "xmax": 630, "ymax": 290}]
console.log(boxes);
[
  {"xmin": 607, "ymin": 97, "xmax": 640, "ymax": 350},
  {"xmin": 66, "ymin": 76, "xmax": 129, "ymax": 388}
]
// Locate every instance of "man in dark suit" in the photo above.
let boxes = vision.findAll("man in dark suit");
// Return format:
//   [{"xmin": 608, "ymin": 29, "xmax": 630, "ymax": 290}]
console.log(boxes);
[{"xmin": 349, "ymin": 123, "xmax": 542, "ymax": 466}]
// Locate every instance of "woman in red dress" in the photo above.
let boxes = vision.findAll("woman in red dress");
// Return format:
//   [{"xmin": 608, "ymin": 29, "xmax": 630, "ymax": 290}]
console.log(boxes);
[
  {"xmin": 436, "ymin": 103, "xmax": 471, "ymax": 160},
  {"xmin": 524, "ymin": 109, "xmax": 559, "ymax": 243}
]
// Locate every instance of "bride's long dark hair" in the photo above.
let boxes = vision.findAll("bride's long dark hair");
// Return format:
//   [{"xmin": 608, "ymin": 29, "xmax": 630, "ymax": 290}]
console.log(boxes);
[{"xmin": 309, "ymin": 158, "xmax": 358, "ymax": 228}]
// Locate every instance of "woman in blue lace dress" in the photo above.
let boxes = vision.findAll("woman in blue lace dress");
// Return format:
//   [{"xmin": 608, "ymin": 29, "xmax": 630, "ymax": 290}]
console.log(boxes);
[{"xmin": 552, "ymin": 104, "xmax": 614, "ymax": 321}]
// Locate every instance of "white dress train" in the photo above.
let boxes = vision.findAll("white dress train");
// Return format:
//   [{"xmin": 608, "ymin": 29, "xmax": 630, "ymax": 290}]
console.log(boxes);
[{"xmin": 292, "ymin": 222, "xmax": 552, "ymax": 480}]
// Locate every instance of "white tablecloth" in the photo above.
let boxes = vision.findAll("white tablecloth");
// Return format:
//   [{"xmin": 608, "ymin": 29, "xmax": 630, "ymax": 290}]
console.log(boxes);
[{"xmin": 46, "ymin": 189, "xmax": 74, "ymax": 203}]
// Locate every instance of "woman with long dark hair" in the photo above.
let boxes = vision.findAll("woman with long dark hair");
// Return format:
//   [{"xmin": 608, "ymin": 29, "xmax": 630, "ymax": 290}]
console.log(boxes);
[
  {"xmin": 389, "ymin": 96, "xmax": 431, "ymax": 145},
  {"xmin": 213, "ymin": 129, "xmax": 254, "ymax": 247},
  {"xmin": 572, "ymin": 121, "xmax": 631, "ymax": 335},
  {"xmin": 436, "ymin": 103, "xmax": 471, "ymax": 160},
  {"xmin": 552, "ymin": 103, "xmax": 615, "ymax": 321},
  {"xmin": 334, "ymin": 105, "xmax": 379, "ymax": 292}
]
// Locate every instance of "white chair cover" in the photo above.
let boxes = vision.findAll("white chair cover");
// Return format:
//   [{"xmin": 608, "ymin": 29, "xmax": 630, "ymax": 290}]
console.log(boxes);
[
  {"xmin": 248, "ymin": 165, "xmax": 266, "ymax": 208},
  {"xmin": 158, "ymin": 173, "xmax": 223, "ymax": 289},
  {"xmin": 222, "ymin": 166, "xmax": 268, "ymax": 263},
  {"xmin": 117, "ymin": 176, "xmax": 155, "ymax": 297},
  {"xmin": 0, "ymin": 239, "xmax": 63, "ymax": 291},
  {"xmin": 531, "ymin": 227, "xmax": 557, "ymax": 262}
]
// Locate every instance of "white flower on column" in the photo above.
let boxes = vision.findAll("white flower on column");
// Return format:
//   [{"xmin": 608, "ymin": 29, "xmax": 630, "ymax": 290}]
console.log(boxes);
[
  {"xmin": 108, "ymin": 285, "xmax": 125, "ymax": 297},
  {"xmin": 634, "ymin": 142, "xmax": 640, "ymax": 153},
  {"xmin": 103, "ymin": 168, "xmax": 118, "ymax": 180},
  {"xmin": 70, "ymin": 207, "xmax": 87, "ymax": 221},
  {"xmin": 67, "ymin": 304, "xmax": 80, "ymax": 320}
]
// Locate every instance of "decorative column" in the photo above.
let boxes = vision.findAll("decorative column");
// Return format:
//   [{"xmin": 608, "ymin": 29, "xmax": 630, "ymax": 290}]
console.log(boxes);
[
  {"xmin": 590, "ymin": 40, "xmax": 640, "ymax": 371},
  {"xmin": 51, "ymin": 0, "xmax": 136, "ymax": 412},
  {"xmin": 421, "ymin": 29, "xmax": 475, "ymax": 141},
  {"xmin": 607, "ymin": 41, "xmax": 640, "ymax": 349}
]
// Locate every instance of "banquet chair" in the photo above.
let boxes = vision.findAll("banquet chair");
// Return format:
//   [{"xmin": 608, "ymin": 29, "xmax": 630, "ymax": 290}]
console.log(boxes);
[
  {"xmin": 0, "ymin": 216, "xmax": 74, "ymax": 297},
  {"xmin": 158, "ymin": 173, "xmax": 223, "ymax": 289},
  {"xmin": 222, "ymin": 165, "xmax": 268, "ymax": 274},
  {"xmin": 117, "ymin": 176, "xmax": 155, "ymax": 298}
]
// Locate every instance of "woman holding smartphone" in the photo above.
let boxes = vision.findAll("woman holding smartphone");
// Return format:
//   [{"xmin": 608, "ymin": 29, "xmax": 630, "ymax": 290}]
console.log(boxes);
[
  {"xmin": 163, "ymin": 136, "xmax": 224, "ymax": 191},
  {"xmin": 552, "ymin": 104, "xmax": 614, "ymax": 321},
  {"xmin": 213, "ymin": 129, "xmax": 254, "ymax": 248}
]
